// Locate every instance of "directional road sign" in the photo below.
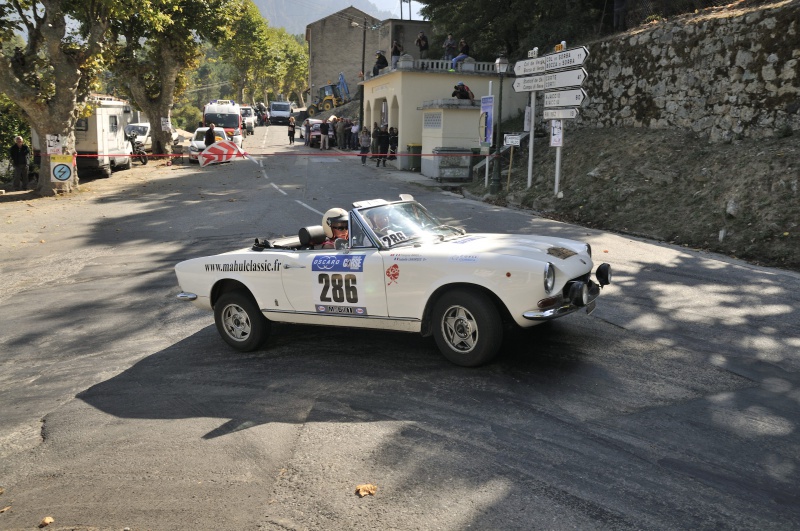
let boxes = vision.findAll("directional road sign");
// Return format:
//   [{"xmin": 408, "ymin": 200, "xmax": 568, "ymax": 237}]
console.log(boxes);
[
  {"xmin": 543, "ymin": 88, "xmax": 587, "ymax": 108},
  {"xmin": 514, "ymin": 67, "xmax": 587, "ymax": 93},
  {"xmin": 513, "ymin": 57, "xmax": 546, "ymax": 76},
  {"xmin": 544, "ymin": 46, "xmax": 589, "ymax": 71},
  {"xmin": 543, "ymin": 108, "xmax": 579, "ymax": 120},
  {"xmin": 513, "ymin": 76, "xmax": 544, "ymax": 93},
  {"xmin": 544, "ymin": 68, "xmax": 587, "ymax": 90}
]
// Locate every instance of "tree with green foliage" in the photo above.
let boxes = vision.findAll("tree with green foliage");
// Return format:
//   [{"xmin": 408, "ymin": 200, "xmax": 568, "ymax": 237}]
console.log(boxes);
[
  {"xmin": 110, "ymin": 0, "xmax": 235, "ymax": 157},
  {"xmin": 420, "ymin": 0, "xmax": 608, "ymax": 61},
  {"xmin": 0, "ymin": 0, "xmax": 116, "ymax": 195}
]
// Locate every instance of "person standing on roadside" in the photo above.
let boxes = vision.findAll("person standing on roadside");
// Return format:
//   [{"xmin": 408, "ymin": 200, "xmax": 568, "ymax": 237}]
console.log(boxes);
[
  {"xmin": 359, "ymin": 127, "xmax": 371, "ymax": 166},
  {"xmin": 303, "ymin": 119, "xmax": 311, "ymax": 146},
  {"xmin": 287, "ymin": 116, "xmax": 296, "ymax": 144},
  {"xmin": 204, "ymin": 123, "xmax": 216, "ymax": 147},
  {"xmin": 350, "ymin": 120, "xmax": 360, "ymax": 150},
  {"xmin": 9, "ymin": 135, "xmax": 31, "ymax": 192},
  {"xmin": 375, "ymin": 125, "xmax": 390, "ymax": 167},
  {"xmin": 335, "ymin": 118, "xmax": 346, "ymax": 150},
  {"xmin": 320, "ymin": 120, "xmax": 330, "ymax": 150}
]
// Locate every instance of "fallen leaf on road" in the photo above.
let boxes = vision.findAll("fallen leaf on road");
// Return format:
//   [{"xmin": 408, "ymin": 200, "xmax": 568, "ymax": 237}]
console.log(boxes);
[
  {"xmin": 0, "ymin": 506, "xmax": 10, "ymax": 513},
  {"xmin": 355, "ymin": 484, "xmax": 377, "ymax": 497},
  {"xmin": 39, "ymin": 516, "xmax": 54, "ymax": 527}
]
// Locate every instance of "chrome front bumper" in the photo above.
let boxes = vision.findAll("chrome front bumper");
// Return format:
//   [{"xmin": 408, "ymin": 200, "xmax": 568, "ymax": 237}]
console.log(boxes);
[
  {"xmin": 177, "ymin": 292, "xmax": 198, "ymax": 301},
  {"xmin": 522, "ymin": 281, "xmax": 601, "ymax": 321}
]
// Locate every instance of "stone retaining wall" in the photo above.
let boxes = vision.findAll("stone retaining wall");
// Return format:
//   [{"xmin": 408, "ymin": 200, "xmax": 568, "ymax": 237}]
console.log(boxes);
[{"xmin": 577, "ymin": 1, "xmax": 799, "ymax": 142}]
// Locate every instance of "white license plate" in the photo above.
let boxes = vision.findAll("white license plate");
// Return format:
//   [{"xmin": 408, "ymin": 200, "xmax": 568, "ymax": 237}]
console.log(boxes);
[{"xmin": 585, "ymin": 300, "xmax": 596, "ymax": 315}]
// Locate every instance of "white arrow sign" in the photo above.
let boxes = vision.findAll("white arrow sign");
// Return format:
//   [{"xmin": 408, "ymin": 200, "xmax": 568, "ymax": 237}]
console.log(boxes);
[
  {"xmin": 543, "ymin": 108, "xmax": 579, "ymax": 120},
  {"xmin": 513, "ymin": 76, "xmax": 544, "ymax": 93},
  {"xmin": 544, "ymin": 46, "xmax": 590, "ymax": 71},
  {"xmin": 513, "ymin": 57, "xmax": 546, "ymax": 76},
  {"xmin": 544, "ymin": 68, "xmax": 587, "ymax": 90},
  {"xmin": 514, "ymin": 68, "xmax": 587, "ymax": 93},
  {"xmin": 543, "ymin": 88, "xmax": 587, "ymax": 108}
]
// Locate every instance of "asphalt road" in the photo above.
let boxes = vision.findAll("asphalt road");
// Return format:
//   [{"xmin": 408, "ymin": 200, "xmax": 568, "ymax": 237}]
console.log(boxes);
[{"xmin": 1, "ymin": 125, "xmax": 799, "ymax": 530}]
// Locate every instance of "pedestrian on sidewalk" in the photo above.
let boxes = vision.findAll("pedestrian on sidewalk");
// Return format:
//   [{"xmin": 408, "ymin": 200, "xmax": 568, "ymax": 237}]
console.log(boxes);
[
  {"xmin": 375, "ymin": 125, "xmax": 390, "ymax": 167},
  {"xmin": 288, "ymin": 117, "xmax": 296, "ymax": 144},
  {"xmin": 359, "ymin": 128, "xmax": 371, "ymax": 165},
  {"xmin": 9, "ymin": 135, "xmax": 31, "ymax": 191}
]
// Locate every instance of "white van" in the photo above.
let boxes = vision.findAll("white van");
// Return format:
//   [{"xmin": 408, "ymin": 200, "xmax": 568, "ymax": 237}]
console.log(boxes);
[{"xmin": 268, "ymin": 101, "xmax": 293, "ymax": 125}]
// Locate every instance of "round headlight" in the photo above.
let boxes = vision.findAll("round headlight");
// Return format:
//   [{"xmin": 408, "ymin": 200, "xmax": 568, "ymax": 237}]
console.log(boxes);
[
  {"xmin": 596, "ymin": 263, "xmax": 612, "ymax": 286},
  {"xmin": 544, "ymin": 262, "xmax": 555, "ymax": 294}
]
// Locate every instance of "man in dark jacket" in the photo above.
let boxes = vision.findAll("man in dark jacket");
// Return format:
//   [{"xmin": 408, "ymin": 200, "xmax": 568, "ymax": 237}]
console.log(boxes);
[
  {"xmin": 9, "ymin": 135, "xmax": 31, "ymax": 191},
  {"xmin": 204, "ymin": 123, "xmax": 216, "ymax": 147},
  {"xmin": 320, "ymin": 120, "xmax": 330, "ymax": 150},
  {"xmin": 372, "ymin": 51, "xmax": 388, "ymax": 76},
  {"xmin": 375, "ymin": 125, "xmax": 390, "ymax": 167}
]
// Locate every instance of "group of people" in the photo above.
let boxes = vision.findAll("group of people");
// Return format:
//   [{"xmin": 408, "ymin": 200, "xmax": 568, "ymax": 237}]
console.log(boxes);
[
  {"xmin": 372, "ymin": 31, "xmax": 471, "ymax": 76},
  {"xmin": 358, "ymin": 123, "xmax": 398, "ymax": 167}
]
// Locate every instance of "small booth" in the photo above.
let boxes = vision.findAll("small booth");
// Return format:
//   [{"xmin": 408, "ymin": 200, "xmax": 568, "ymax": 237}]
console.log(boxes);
[{"xmin": 419, "ymin": 99, "xmax": 481, "ymax": 182}]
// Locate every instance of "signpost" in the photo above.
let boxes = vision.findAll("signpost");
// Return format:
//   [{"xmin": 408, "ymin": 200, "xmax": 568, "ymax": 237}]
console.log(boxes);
[
  {"xmin": 504, "ymin": 134, "xmax": 521, "ymax": 147},
  {"xmin": 512, "ymin": 43, "xmax": 590, "ymax": 195}
]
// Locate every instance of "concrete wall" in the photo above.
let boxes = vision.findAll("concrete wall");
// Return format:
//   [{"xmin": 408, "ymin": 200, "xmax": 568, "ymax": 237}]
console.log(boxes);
[{"xmin": 577, "ymin": 1, "xmax": 799, "ymax": 142}]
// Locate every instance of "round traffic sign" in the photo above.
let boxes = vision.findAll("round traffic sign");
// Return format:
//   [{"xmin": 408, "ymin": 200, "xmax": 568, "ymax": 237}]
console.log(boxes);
[{"xmin": 53, "ymin": 163, "xmax": 72, "ymax": 181}]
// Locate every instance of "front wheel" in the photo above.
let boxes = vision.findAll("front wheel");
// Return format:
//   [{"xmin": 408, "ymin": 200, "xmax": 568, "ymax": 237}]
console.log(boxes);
[
  {"xmin": 138, "ymin": 151, "xmax": 148, "ymax": 165},
  {"xmin": 307, "ymin": 105, "xmax": 318, "ymax": 117},
  {"xmin": 432, "ymin": 289, "xmax": 502, "ymax": 367},
  {"xmin": 214, "ymin": 290, "xmax": 271, "ymax": 352}
]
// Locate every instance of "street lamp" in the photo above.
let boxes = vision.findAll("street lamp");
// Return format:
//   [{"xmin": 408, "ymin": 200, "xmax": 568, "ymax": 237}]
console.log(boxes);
[
  {"xmin": 490, "ymin": 54, "xmax": 509, "ymax": 194},
  {"xmin": 351, "ymin": 19, "xmax": 367, "ymax": 128}
]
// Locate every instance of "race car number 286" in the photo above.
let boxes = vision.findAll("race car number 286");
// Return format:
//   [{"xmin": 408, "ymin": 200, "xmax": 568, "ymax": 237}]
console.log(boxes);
[{"xmin": 318, "ymin": 273, "xmax": 358, "ymax": 303}]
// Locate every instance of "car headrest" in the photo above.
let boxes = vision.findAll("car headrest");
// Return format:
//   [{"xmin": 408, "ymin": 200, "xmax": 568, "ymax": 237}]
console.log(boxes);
[{"xmin": 299, "ymin": 225, "xmax": 327, "ymax": 246}]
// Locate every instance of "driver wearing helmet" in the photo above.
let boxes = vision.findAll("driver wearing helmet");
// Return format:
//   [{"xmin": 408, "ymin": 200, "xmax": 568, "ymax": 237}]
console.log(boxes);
[{"xmin": 321, "ymin": 208, "xmax": 349, "ymax": 248}]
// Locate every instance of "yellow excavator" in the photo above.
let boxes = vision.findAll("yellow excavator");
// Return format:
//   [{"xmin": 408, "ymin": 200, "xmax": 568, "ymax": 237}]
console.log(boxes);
[{"xmin": 306, "ymin": 73, "xmax": 350, "ymax": 117}]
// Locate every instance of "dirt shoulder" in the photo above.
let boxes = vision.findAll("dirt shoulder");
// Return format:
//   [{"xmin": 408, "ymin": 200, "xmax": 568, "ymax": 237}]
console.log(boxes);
[{"xmin": 467, "ymin": 126, "xmax": 799, "ymax": 271}]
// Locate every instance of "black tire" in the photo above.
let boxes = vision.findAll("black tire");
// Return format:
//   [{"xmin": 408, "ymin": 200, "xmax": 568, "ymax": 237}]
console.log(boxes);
[
  {"xmin": 322, "ymin": 101, "xmax": 333, "ymax": 111},
  {"xmin": 307, "ymin": 105, "xmax": 317, "ymax": 117},
  {"xmin": 432, "ymin": 289, "xmax": 502, "ymax": 367},
  {"xmin": 214, "ymin": 290, "xmax": 271, "ymax": 352},
  {"xmin": 138, "ymin": 152, "xmax": 148, "ymax": 165}
]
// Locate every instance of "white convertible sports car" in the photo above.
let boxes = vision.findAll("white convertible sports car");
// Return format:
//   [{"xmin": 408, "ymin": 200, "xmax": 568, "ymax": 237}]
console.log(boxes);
[{"xmin": 175, "ymin": 195, "xmax": 611, "ymax": 366}]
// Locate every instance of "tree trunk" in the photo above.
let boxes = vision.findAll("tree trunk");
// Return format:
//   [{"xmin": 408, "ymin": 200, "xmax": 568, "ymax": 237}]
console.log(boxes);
[{"xmin": 126, "ymin": 41, "xmax": 183, "ymax": 158}]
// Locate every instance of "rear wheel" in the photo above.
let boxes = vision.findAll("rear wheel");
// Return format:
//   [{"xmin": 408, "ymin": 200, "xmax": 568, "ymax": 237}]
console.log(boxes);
[
  {"xmin": 214, "ymin": 290, "xmax": 271, "ymax": 352},
  {"xmin": 322, "ymin": 101, "xmax": 333, "ymax": 111},
  {"xmin": 432, "ymin": 289, "xmax": 502, "ymax": 367},
  {"xmin": 307, "ymin": 105, "xmax": 318, "ymax": 117}
]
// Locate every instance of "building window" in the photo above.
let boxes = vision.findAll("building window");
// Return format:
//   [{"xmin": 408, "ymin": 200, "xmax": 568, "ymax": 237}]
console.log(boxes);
[
  {"xmin": 423, "ymin": 112, "xmax": 442, "ymax": 129},
  {"xmin": 75, "ymin": 118, "xmax": 88, "ymax": 132}
]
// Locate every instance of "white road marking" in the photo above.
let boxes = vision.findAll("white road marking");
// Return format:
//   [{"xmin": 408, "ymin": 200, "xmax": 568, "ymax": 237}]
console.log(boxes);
[
  {"xmin": 270, "ymin": 182, "xmax": 287, "ymax": 195},
  {"xmin": 295, "ymin": 200, "xmax": 323, "ymax": 216}
]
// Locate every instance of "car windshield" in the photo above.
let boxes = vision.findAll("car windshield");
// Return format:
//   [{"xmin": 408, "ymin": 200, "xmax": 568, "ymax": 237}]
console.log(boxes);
[
  {"xmin": 271, "ymin": 103, "xmax": 291, "ymax": 112},
  {"xmin": 359, "ymin": 202, "xmax": 463, "ymax": 248},
  {"xmin": 241, "ymin": 108, "xmax": 253, "ymax": 117},
  {"xmin": 125, "ymin": 125, "xmax": 148, "ymax": 136},
  {"xmin": 205, "ymin": 113, "xmax": 239, "ymax": 128}
]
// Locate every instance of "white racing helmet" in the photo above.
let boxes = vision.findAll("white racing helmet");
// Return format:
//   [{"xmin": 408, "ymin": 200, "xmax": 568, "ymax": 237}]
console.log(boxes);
[{"xmin": 322, "ymin": 208, "xmax": 349, "ymax": 238}]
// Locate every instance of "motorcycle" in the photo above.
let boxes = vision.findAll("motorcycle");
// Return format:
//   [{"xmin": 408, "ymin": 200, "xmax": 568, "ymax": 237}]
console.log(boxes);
[{"xmin": 126, "ymin": 131, "xmax": 148, "ymax": 165}]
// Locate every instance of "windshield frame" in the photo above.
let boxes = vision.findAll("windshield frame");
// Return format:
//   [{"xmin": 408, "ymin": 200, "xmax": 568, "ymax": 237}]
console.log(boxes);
[{"xmin": 352, "ymin": 200, "xmax": 464, "ymax": 250}]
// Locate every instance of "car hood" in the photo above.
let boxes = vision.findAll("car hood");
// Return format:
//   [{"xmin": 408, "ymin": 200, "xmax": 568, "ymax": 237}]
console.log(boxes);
[{"xmin": 435, "ymin": 233, "xmax": 590, "ymax": 264}]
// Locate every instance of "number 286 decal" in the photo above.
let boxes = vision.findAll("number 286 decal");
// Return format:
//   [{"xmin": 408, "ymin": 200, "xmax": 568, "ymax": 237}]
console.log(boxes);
[{"xmin": 318, "ymin": 273, "xmax": 358, "ymax": 303}]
